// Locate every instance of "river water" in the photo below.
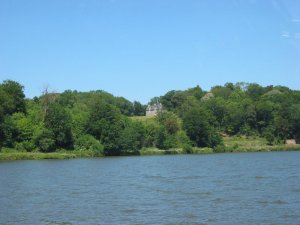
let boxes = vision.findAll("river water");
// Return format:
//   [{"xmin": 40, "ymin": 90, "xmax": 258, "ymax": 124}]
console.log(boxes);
[{"xmin": 0, "ymin": 151, "xmax": 300, "ymax": 225}]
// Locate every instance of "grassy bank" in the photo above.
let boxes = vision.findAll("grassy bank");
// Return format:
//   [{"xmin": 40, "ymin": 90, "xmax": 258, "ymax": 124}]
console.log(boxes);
[
  {"xmin": 1, "ymin": 136, "xmax": 299, "ymax": 160},
  {"xmin": 222, "ymin": 136, "xmax": 300, "ymax": 152},
  {"xmin": 0, "ymin": 152, "xmax": 77, "ymax": 160},
  {"xmin": 0, "ymin": 149, "xmax": 104, "ymax": 160}
]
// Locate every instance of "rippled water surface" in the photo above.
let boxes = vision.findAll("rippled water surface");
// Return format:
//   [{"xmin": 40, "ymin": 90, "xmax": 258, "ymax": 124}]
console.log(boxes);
[{"xmin": 1, "ymin": 151, "xmax": 300, "ymax": 225}]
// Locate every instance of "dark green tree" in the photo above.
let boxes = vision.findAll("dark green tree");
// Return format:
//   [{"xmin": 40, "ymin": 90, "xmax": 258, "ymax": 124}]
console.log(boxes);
[
  {"xmin": 0, "ymin": 80, "xmax": 26, "ymax": 114},
  {"xmin": 74, "ymin": 134, "xmax": 104, "ymax": 156},
  {"xmin": 211, "ymin": 85, "xmax": 232, "ymax": 99},
  {"xmin": 58, "ymin": 90, "xmax": 76, "ymax": 108},
  {"xmin": 246, "ymin": 83, "xmax": 265, "ymax": 101},
  {"xmin": 86, "ymin": 102, "xmax": 124, "ymax": 155},
  {"xmin": 255, "ymin": 100, "xmax": 274, "ymax": 132},
  {"xmin": 202, "ymin": 97, "xmax": 227, "ymax": 129},
  {"xmin": 144, "ymin": 123, "xmax": 161, "ymax": 147},
  {"xmin": 290, "ymin": 104, "xmax": 300, "ymax": 139},
  {"xmin": 156, "ymin": 111, "xmax": 180, "ymax": 135},
  {"xmin": 133, "ymin": 101, "xmax": 146, "ymax": 116},
  {"xmin": 0, "ymin": 80, "xmax": 27, "ymax": 148},
  {"xmin": 119, "ymin": 120, "xmax": 146, "ymax": 153},
  {"xmin": 44, "ymin": 103, "xmax": 74, "ymax": 149},
  {"xmin": 115, "ymin": 97, "xmax": 134, "ymax": 116},
  {"xmin": 224, "ymin": 102, "xmax": 245, "ymax": 135},
  {"xmin": 34, "ymin": 128, "xmax": 56, "ymax": 152},
  {"xmin": 183, "ymin": 106, "xmax": 222, "ymax": 148}
]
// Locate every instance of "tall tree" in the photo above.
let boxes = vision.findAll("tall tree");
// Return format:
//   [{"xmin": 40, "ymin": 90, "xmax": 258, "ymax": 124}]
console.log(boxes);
[
  {"xmin": 133, "ymin": 101, "xmax": 146, "ymax": 116},
  {"xmin": 0, "ymin": 80, "xmax": 26, "ymax": 148},
  {"xmin": 156, "ymin": 111, "xmax": 180, "ymax": 135},
  {"xmin": 183, "ymin": 106, "xmax": 222, "ymax": 148},
  {"xmin": 86, "ymin": 102, "xmax": 124, "ymax": 155},
  {"xmin": 0, "ymin": 80, "xmax": 26, "ymax": 114},
  {"xmin": 44, "ymin": 103, "xmax": 74, "ymax": 149}
]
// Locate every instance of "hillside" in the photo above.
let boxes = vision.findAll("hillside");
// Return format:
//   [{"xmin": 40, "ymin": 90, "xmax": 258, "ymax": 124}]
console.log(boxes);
[{"xmin": 1, "ymin": 80, "xmax": 300, "ymax": 157}]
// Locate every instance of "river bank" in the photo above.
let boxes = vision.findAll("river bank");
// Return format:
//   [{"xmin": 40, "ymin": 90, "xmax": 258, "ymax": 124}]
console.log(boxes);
[
  {"xmin": 1, "ymin": 136, "xmax": 300, "ymax": 160},
  {"xmin": 1, "ymin": 145, "xmax": 299, "ymax": 160}
]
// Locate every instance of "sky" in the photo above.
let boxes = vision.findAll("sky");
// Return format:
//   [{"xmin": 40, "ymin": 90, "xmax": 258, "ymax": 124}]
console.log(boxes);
[{"xmin": 0, "ymin": 0, "xmax": 300, "ymax": 103}]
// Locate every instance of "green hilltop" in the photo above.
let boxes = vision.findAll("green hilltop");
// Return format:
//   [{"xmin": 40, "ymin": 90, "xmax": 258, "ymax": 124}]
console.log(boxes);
[{"xmin": 0, "ymin": 80, "xmax": 300, "ymax": 159}]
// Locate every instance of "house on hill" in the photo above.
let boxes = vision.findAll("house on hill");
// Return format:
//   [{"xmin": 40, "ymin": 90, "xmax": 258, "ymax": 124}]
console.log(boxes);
[{"xmin": 146, "ymin": 103, "xmax": 163, "ymax": 117}]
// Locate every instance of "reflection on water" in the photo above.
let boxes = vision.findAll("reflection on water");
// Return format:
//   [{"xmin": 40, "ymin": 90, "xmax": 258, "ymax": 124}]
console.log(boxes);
[{"xmin": 0, "ymin": 151, "xmax": 300, "ymax": 225}]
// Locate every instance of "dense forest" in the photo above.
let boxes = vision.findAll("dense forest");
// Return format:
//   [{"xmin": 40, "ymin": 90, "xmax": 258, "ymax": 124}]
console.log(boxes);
[{"xmin": 0, "ymin": 80, "xmax": 300, "ymax": 156}]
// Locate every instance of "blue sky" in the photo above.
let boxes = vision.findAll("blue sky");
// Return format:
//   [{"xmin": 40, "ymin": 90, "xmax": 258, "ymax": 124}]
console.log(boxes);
[{"xmin": 0, "ymin": 0, "xmax": 300, "ymax": 103}]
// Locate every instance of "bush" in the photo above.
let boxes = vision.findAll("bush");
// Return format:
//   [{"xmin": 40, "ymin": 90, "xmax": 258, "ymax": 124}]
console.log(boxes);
[
  {"xmin": 15, "ymin": 141, "xmax": 36, "ymax": 152},
  {"xmin": 176, "ymin": 130, "xmax": 192, "ymax": 147},
  {"xmin": 118, "ymin": 120, "xmax": 145, "ymax": 152},
  {"xmin": 183, "ymin": 106, "xmax": 223, "ymax": 148},
  {"xmin": 163, "ymin": 134, "xmax": 178, "ymax": 149},
  {"xmin": 233, "ymin": 143, "xmax": 239, "ymax": 149},
  {"xmin": 34, "ymin": 129, "xmax": 56, "ymax": 152},
  {"xmin": 182, "ymin": 144, "xmax": 193, "ymax": 154},
  {"xmin": 37, "ymin": 137, "xmax": 56, "ymax": 152},
  {"xmin": 74, "ymin": 135, "xmax": 104, "ymax": 156},
  {"xmin": 213, "ymin": 144, "xmax": 226, "ymax": 153}
]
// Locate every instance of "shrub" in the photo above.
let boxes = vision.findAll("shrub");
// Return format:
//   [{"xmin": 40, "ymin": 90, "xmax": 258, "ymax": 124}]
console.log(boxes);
[
  {"xmin": 34, "ymin": 129, "xmax": 56, "ymax": 152},
  {"xmin": 182, "ymin": 144, "xmax": 193, "ymax": 154},
  {"xmin": 176, "ymin": 130, "xmax": 192, "ymax": 147},
  {"xmin": 15, "ymin": 141, "xmax": 36, "ymax": 152},
  {"xmin": 213, "ymin": 144, "xmax": 226, "ymax": 153},
  {"xmin": 74, "ymin": 135, "xmax": 104, "ymax": 156}
]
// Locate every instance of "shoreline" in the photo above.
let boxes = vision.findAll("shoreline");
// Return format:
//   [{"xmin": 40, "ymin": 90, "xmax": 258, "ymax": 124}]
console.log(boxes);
[{"xmin": 1, "ymin": 145, "xmax": 300, "ymax": 161}]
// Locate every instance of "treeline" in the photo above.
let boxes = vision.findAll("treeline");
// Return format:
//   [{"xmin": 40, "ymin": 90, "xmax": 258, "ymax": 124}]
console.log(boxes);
[
  {"xmin": 157, "ymin": 83, "xmax": 300, "ymax": 145},
  {"xmin": 0, "ymin": 80, "xmax": 300, "ymax": 156}
]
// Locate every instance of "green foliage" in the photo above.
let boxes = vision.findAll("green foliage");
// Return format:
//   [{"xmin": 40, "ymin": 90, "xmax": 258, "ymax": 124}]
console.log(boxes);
[
  {"xmin": 213, "ymin": 144, "xmax": 226, "ymax": 153},
  {"xmin": 133, "ymin": 101, "xmax": 146, "ymax": 116},
  {"xmin": 160, "ymin": 86, "xmax": 203, "ymax": 112},
  {"xmin": 186, "ymin": 85, "xmax": 204, "ymax": 100},
  {"xmin": 115, "ymin": 97, "xmax": 134, "ymax": 116},
  {"xmin": 0, "ymin": 80, "xmax": 26, "ymax": 114},
  {"xmin": 211, "ymin": 85, "xmax": 232, "ymax": 99},
  {"xmin": 163, "ymin": 134, "xmax": 178, "ymax": 149},
  {"xmin": 182, "ymin": 144, "xmax": 193, "ymax": 154},
  {"xmin": 119, "ymin": 120, "xmax": 145, "ymax": 152},
  {"xmin": 86, "ymin": 101, "xmax": 124, "ymax": 155},
  {"xmin": 246, "ymin": 83, "xmax": 265, "ymax": 100},
  {"xmin": 224, "ymin": 101, "xmax": 245, "ymax": 135},
  {"xmin": 15, "ymin": 141, "xmax": 36, "ymax": 152},
  {"xmin": 255, "ymin": 100, "xmax": 274, "ymax": 131},
  {"xmin": 155, "ymin": 126, "xmax": 168, "ymax": 149},
  {"xmin": 202, "ymin": 97, "xmax": 227, "ymax": 128},
  {"xmin": 0, "ymin": 80, "xmax": 27, "ymax": 148},
  {"xmin": 177, "ymin": 96, "xmax": 199, "ymax": 117},
  {"xmin": 34, "ymin": 128, "xmax": 56, "ymax": 152},
  {"xmin": 44, "ymin": 103, "xmax": 74, "ymax": 149},
  {"xmin": 160, "ymin": 90, "xmax": 177, "ymax": 111},
  {"xmin": 1, "ymin": 80, "xmax": 300, "ymax": 156},
  {"xmin": 183, "ymin": 106, "xmax": 222, "ymax": 148},
  {"xmin": 1, "ymin": 116, "xmax": 20, "ymax": 147},
  {"xmin": 264, "ymin": 132, "xmax": 275, "ymax": 145},
  {"xmin": 156, "ymin": 111, "xmax": 180, "ymax": 134},
  {"xmin": 74, "ymin": 134, "xmax": 104, "ymax": 155},
  {"xmin": 0, "ymin": 151, "xmax": 77, "ymax": 160},
  {"xmin": 58, "ymin": 90, "xmax": 76, "ymax": 108},
  {"xmin": 0, "ymin": 88, "xmax": 13, "ymax": 121},
  {"xmin": 176, "ymin": 130, "xmax": 192, "ymax": 147},
  {"xmin": 290, "ymin": 104, "xmax": 300, "ymax": 139},
  {"xmin": 143, "ymin": 122, "xmax": 161, "ymax": 147}
]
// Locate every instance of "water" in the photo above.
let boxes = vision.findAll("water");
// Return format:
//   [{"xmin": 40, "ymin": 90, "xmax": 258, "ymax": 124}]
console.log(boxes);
[{"xmin": 0, "ymin": 151, "xmax": 300, "ymax": 225}]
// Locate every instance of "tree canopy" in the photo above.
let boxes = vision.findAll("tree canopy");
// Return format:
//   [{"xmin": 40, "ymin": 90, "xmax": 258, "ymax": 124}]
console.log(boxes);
[{"xmin": 1, "ymin": 80, "xmax": 300, "ymax": 155}]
